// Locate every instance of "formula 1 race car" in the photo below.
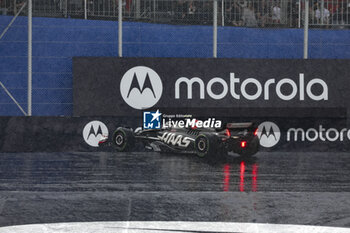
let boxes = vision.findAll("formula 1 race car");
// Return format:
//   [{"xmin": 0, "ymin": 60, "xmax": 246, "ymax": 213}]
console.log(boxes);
[{"xmin": 100, "ymin": 122, "xmax": 259, "ymax": 158}]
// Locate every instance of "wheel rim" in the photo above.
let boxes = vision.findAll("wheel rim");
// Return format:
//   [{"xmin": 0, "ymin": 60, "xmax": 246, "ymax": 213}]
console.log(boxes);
[
  {"xmin": 115, "ymin": 134, "xmax": 124, "ymax": 146},
  {"xmin": 197, "ymin": 139, "xmax": 206, "ymax": 151}
]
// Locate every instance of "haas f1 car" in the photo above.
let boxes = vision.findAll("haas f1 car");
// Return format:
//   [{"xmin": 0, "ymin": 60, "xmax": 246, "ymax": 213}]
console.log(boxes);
[{"xmin": 100, "ymin": 122, "xmax": 260, "ymax": 158}]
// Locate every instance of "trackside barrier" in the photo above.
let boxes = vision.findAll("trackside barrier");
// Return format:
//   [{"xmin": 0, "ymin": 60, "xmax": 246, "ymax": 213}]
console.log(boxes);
[
  {"xmin": 73, "ymin": 58, "xmax": 350, "ymax": 119},
  {"xmin": 0, "ymin": 116, "xmax": 139, "ymax": 152},
  {"xmin": 0, "ymin": 116, "xmax": 348, "ymax": 152}
]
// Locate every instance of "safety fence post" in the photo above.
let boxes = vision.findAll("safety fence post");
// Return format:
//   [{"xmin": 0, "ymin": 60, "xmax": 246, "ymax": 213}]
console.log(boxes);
[
  {"xmin": 28, "ymin": 0, "xmax": 32, "ymax": 115},
  {"xmin": 213, "ymin": 0, "xmax": 217, "ymax": 58},
  {"xmin": 303, "ymin": 0, "xmax": 309, "ymax": 59}
]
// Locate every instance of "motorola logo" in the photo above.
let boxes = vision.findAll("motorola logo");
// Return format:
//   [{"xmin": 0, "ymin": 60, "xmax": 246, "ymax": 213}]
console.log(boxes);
[
  {"xmin": 83, "ymin": 121, "xmax": 109, "ymax": 147},
  {"xmin": 120, "ymin": 66, "xmax": 163, "ymax": 110},
  {"xmin": 257, "ymin": 121, "xmax": 281, "ymax": 148}
]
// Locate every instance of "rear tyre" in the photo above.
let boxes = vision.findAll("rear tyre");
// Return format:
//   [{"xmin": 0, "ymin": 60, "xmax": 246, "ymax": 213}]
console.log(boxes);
[
  {"xmin": 194, "ymin": 133, "xmax": 219, "ymax": 158},
  {"xmin": 113, "ymin": 127, "xmax": 135, "ymax": 152}
]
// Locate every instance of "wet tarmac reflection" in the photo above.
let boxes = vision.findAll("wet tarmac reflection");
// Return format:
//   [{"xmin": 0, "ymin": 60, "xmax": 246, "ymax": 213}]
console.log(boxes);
[
  {"xmin": 0, "ymin": 152, "xmax": 349, "ymax": 228},
  {"xmin": 223, "ymin": 161, "xmax": 258, "ymax": 192},
  {"xmin": 0, "ymin": 151, "xmax": 348, "ymax": 192},
  {"xmin": 0, "ymin": 152, "xmax": 260, "ymax": 192}
]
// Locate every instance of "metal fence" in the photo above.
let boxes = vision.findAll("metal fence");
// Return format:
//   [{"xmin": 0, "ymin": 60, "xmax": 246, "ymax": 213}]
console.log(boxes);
[{"xmin": 1, "ymin": 0, "xmax": 349, "ymax": 28}]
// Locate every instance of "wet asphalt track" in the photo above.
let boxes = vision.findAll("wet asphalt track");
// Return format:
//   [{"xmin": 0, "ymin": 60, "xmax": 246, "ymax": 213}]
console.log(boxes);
[{"xmin": 0, "ymin": 151, "xmax": 349, "ymax": 228}]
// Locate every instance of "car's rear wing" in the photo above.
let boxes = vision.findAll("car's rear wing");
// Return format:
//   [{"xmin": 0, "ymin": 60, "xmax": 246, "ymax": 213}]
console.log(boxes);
[{"xmin": 226, "ymin": 122, "xmax": 253, "ymax": 129}]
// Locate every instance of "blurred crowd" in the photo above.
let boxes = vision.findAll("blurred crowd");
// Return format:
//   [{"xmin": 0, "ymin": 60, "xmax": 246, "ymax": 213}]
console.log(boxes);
[
  {"xmin": 165, "ymin": 0, "xmax": 350, "ymax": 28},
  {"xmin": 1, "ymin": 0, "xmax": 349, "ymax": 28}
]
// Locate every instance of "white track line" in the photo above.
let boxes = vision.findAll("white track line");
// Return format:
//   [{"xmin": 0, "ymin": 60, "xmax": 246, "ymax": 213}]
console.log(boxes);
[{"xmin": 0, "ymin": 221, "xmax": 349, "ymax": 233}]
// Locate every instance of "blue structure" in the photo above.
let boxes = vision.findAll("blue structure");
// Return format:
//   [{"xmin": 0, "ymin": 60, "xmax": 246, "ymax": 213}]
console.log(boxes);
[{"xmin": 0, "ymin": 16, "xmax": 349, "ymax": 115}]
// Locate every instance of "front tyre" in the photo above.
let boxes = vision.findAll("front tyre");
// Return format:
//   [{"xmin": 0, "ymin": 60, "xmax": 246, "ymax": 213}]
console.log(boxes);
[{"xmin": 113, "ymin": 127, "xmax": 135, "ymax": 152}]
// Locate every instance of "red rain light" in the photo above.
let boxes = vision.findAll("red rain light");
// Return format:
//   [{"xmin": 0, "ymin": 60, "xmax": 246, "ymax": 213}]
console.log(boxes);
[
  {"xmin": 241, "ymin": 141, "xmax": 247, "ymax": 148},
  {"xmin": 226, "ymin": 129, "xmax": 231, "ymax": 137},
  {"xmin": 254, "ymin": 128, "xmax": 258, "ymax": 136}
]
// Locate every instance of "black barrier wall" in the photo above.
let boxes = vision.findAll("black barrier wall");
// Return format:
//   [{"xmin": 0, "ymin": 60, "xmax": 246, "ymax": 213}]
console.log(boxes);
[
  {"xmin": 73, "ymin": 58, "xmax": 350, "ymax": 119},
  {"xmin": 0, "ymin": 116, "xmax": 349, "ymax": 152},
  {"xmin": 0, "ymin": 117, "xmax": 139, "ymax": 152}
]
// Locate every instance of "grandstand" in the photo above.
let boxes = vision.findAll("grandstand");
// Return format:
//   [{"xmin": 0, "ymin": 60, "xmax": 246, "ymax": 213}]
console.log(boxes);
[{"xmin": 1, "ymin": 0, "xmax": 350, "ymax": 27}]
